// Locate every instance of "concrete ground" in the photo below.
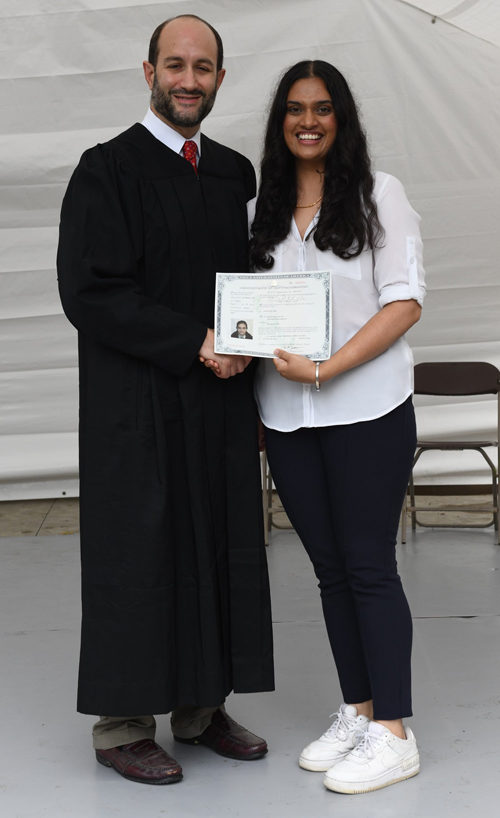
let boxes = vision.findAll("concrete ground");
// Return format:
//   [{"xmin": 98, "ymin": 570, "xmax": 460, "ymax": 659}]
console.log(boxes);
[
  {"xmin": 0, "ymin": 502, "xmax": 499, "ymax": 817},
  {"xmin": 0, "ymin": 498, "xmax": 80, "ymax": 537},
  {"xmin": 0, "ymin": 493, "xmax": 495, "ymax": 537}
]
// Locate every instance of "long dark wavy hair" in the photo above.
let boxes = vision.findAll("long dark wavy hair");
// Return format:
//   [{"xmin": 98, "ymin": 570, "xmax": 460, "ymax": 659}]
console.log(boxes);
[{"xmin": 250, "ymin": 60, "xmax": 384, "ymax": 269}]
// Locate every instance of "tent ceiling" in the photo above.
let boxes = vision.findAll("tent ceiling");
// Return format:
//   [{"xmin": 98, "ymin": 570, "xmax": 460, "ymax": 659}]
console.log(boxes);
[{"xmin": 401, "ymin": 0, "xmax": 500, "ymax": 48}]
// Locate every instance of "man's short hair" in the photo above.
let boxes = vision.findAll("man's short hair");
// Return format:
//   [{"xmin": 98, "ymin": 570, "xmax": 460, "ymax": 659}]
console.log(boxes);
[{"xmin": 148, "ymin": 15, "xmax": 224, "ymax": 73}]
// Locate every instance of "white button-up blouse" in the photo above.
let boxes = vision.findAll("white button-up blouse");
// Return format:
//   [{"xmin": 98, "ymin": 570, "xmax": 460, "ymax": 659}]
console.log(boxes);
[{"xmin": 248, "ymin": 172, "xmax": 426, "ymax": 431}]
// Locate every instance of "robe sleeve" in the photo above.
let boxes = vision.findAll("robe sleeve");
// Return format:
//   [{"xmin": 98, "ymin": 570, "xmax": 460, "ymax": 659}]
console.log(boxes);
[{"xmin": 57, "ymin": 145, "xmax": 208, "ymax": 377}]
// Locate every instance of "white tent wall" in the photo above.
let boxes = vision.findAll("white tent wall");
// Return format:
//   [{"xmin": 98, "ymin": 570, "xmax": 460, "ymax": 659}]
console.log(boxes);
[{"xmin": 0, "ymin": 0, "xmax": 499, "ymax": 499}]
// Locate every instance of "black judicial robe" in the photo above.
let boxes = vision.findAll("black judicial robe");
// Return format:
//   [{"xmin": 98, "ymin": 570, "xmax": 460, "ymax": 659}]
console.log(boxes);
[{"xmin": 57, "ymin": 124, "xmax": 274, "ymax": 715}]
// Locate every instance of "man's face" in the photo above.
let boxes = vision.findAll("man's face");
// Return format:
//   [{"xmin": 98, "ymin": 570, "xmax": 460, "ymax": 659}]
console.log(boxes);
[
  {"xmin": 237, "ymin": 323, "xmax": 247, "ymax": 336},
  {"xmin": 144, "ymin": 18, "xmax": 225, "ymax": 137}
]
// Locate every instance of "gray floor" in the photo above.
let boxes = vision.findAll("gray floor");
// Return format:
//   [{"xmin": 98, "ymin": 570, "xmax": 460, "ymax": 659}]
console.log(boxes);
[{"xmin": 1, "ymin": 525, "xmax": 499, "ymax": 817}]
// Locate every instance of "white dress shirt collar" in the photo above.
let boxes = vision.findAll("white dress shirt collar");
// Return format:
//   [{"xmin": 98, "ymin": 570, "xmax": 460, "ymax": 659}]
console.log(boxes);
[{"xmin": 141, "ymin": 107, "xmax": 202, "ymax": 157}]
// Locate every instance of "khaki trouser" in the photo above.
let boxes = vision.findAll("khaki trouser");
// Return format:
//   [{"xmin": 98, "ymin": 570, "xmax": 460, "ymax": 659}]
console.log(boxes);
[{"xmin": 92, "ymin": 705, "xmax": 224, "ymax": 750}]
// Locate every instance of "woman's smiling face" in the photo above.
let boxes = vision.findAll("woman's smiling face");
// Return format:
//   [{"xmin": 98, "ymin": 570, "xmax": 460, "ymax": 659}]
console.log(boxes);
[{"xmin": 283, "ymin": 77, "xmax": 338, "ymax": 167}]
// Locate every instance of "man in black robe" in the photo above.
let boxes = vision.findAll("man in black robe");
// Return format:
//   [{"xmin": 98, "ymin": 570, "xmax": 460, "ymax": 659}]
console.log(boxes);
[{"xmin": 57, "ymin": 14, "xmax": 274, "ymax": 785}]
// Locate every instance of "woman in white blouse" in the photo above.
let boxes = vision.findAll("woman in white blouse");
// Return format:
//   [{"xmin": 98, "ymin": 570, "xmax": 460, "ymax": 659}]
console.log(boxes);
[{"xmin": 249, "ymin": 61, "xmax": 425, "ymax": 795}]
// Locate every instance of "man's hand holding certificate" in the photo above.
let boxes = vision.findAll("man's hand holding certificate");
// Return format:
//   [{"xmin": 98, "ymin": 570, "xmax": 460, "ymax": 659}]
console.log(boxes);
[{"xmin": 214, "ymin": 272, "xmax": 332, "ymax": 360}]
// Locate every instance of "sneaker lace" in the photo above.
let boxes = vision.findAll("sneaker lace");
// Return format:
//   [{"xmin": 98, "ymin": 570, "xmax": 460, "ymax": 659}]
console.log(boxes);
[
  {"xmin": 351, "ymin": 729, "xmax": 385, "ymax": 759},
  {"xmin": 324, "ymin": 708, "xmax": 356, "ymax": 742}
]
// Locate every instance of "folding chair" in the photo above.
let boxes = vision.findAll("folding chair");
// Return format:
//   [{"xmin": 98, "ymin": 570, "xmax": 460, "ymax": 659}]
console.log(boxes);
[{"xmin": 401, "ymin": 362, "xmax": 500, "ymax": 544}]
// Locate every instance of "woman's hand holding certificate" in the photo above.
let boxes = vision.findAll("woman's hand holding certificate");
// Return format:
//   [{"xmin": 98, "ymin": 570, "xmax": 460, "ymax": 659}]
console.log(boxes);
[{"xmin": 272, "ymin": 348, "xmax": 317, "ymax": 383}]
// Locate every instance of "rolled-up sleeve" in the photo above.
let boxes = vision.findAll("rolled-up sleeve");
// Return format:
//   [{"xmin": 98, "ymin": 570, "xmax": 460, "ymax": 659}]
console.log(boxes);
[{"xmin": 374, "ymin": 174, "xmax": 426, "ymax": 309}]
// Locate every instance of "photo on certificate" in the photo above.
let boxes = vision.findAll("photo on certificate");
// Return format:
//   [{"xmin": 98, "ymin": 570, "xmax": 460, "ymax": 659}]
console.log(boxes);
[
  {"xmin": 230, "ymin": 319, "xmax": 254, "ymax": 340},
  {"xmin": 214, "ymin": 271, "xmax": 332, "ymax": 359}
]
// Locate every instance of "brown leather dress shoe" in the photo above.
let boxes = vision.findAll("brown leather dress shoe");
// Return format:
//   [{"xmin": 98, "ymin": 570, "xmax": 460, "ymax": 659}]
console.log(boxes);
[
  {"xmin": 174, "ymin": 708, "xmax": 268, "ymax": 760},
  {"xmin": 96, "ymin": 738, "xmax": 183, "ymax": 784}
]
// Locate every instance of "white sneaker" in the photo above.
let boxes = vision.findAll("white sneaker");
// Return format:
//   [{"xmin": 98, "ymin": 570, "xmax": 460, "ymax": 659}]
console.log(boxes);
[
  {"xmin": 299, "ymin": 704, "xmax": 370, "ymax": 772},
  {"xmin": 323, "ymin": 721, "xmax": 420, "ymax": 794}
]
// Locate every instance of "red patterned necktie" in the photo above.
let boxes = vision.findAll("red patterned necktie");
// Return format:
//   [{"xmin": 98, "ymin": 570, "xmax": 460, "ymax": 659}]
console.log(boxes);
[{"xmin": 183, "ymin": 140, "xmax": 198, "ymax": 174}]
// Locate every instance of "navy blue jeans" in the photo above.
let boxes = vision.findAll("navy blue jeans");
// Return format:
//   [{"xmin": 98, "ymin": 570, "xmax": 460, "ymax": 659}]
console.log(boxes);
[{"xmin": 265, "ymin": 396, "xmax": 416, "ymax": 720}]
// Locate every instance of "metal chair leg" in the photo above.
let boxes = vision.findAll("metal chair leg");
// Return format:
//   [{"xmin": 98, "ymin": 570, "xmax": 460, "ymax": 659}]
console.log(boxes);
[
  {"xmin": 493, "ymin": 470, "xmax": 498, "ymax": 532},
  {"xmin": 497, "ymin": 479, "xmax": 500, "ymax": 545},
  {"xmin": 261, "ymin": 450, "xmax": 269, "ymax": 545},
  {"xmin": 410, "ymin": 470, "xmax": 416, "ymax": 531},
  {"xmin": 266, "ymin": 464, "xmax": 273, "ymax": 532}
]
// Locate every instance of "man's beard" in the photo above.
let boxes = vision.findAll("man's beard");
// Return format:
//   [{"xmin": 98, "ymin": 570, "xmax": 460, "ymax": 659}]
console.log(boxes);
[{"xmin": 151, "ymin": 72, "xmax": 217, "ymax": 128}]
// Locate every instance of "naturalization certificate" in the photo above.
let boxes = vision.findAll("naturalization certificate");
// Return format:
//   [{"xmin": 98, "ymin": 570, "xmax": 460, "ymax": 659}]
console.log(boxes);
[{"xmin": 214, "ymin": 271, "xmax": 331, "ymax": 359}]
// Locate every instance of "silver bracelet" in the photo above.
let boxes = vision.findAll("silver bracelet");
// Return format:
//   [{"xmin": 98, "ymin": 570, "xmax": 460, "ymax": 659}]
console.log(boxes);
[{"xmin": 315, "ymin": 361, "xmax": 321, "ymax": 392}]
